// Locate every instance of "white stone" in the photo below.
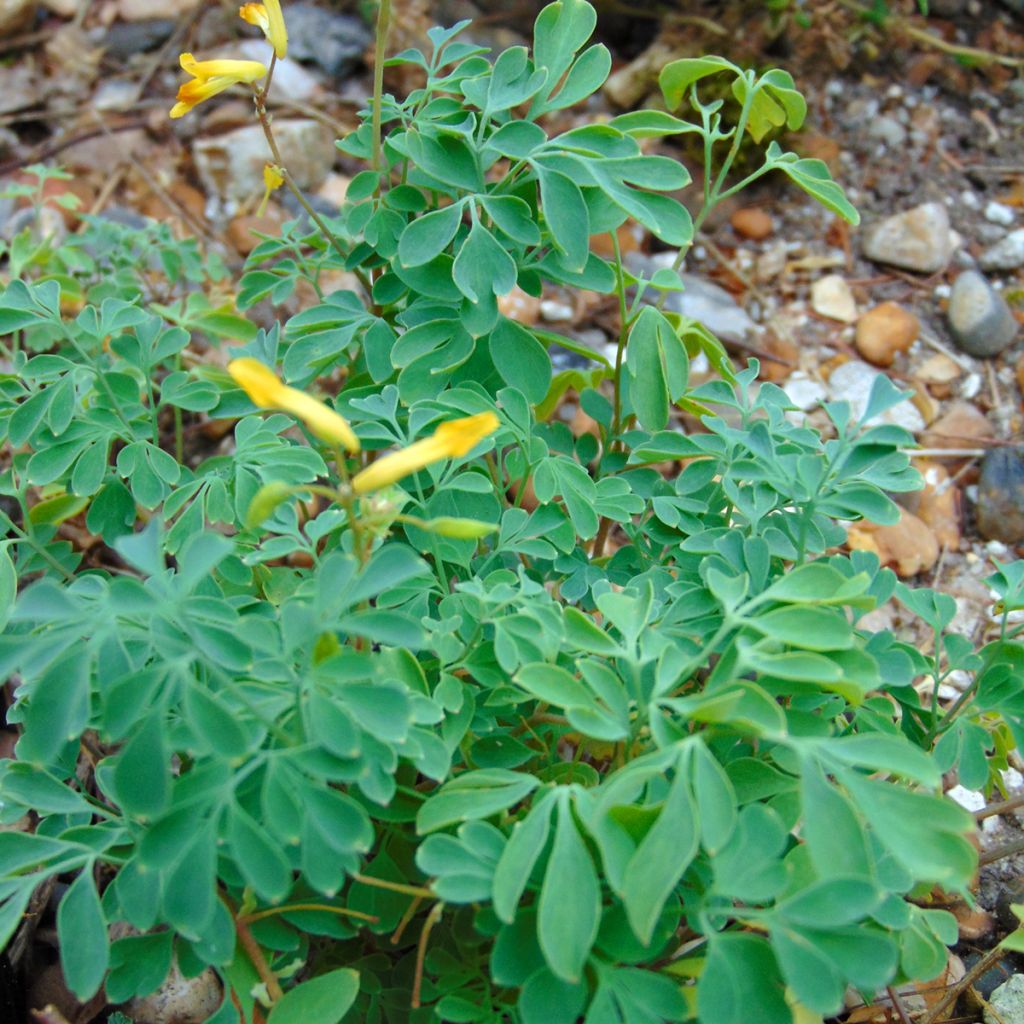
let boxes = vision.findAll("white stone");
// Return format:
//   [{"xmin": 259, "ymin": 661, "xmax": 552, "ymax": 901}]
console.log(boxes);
[
  {"xmin": 984, "ymin": 200, "xmax": 1016, "ymax": 226},
  {"xmin": 811, "ymin": 274, "xmax": 857, "ymax": 323},
  {"xmin": 237, "ymin": 41, "xmax": 322, "ymax": 103},
  {"xmin": 119, "ymin": 0, "xmax": 199, "ymax": 19},
  {"xmin": 128, "ymin": 963, "xmax": 222, "ymax": 1024},
  {"xmin": 827, "ymin": 360, "xmax": 925, "ymax": 433},
  {"xmin": 947, "ymin": 784, "xmax": 985, "ymax": 812},
  {"xmin": 980, "ymin": 228, "xmax": 1024, "ymax": 272},
  {"xmin": 782, "ymin": 373, "xmax": 828, "ymax": 411},
  {"xmin": 539, "ymin": 299, "xmax": 573, "ymax": 322},
  {"xmin": 986, "ymin": 974, "xmax": 1024, "ymax": 1024}
]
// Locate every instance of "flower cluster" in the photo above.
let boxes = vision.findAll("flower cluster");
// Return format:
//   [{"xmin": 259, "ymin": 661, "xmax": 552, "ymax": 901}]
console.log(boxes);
[
  {"xmin": 170, "ymin": 0, "xmax": 287, "ymax": 118},
  {"xmin": 227, "ymin": 359, "xmax": 500, "ymax": 495}
]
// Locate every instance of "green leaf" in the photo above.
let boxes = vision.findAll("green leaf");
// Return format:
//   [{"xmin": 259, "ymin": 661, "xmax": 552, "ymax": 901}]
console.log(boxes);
[
  {"xmin": 516, "ymin": 662, "xmax": 591, "ymax": 708},
  {"xmin": 620, "ymin": 762, "xmax": 699, "ymax": 944},
  {"xmin": 489, "ymin": 319, "xmax": 551, "ymax": 405},
  {"xmin": 698, "ymin": 932, "xmax": 791, "ymax": 1024},
  {"xmin": 480, "ymin": 195, "xmax": 542, "ymax": 247},
  {"xmin": 536, "ymin": 167, "xmax": 589, "ymax": 272},
  {"xmin": 748, "ymin": 606, "xmax": 853, "ymax": 651},
  {"xmin": 453, "ymin": 221, "xmax": 517, "ymax": 303},
  {"xmin": 659, "ymin": 56, "xmax": 737, "ymax": 109},
  {"xmin": 626, "ymin": 307, "xmax": 688, "ymax": 431},
  {"xmin": 57, "ymin": 869, "xmax": 109, "ymax": 1000},
  {"xmin": 0, "ymin": 887, "xmax": 33, "ymax": 954},
  {"xmin": 398, "ymin": 203, "xmax": 464, "ymax": 268},
  {"xmin": 106, "ymin": 931, "xmax": 174, "ymax": 1003},
  {"xmin": 777, "ymin": 877, "xmax": 881, "ymax": 928},
  {"xmin": 767, "ymin": 142, "xmax": 860, "ymax": 225},
  {"xmin": 800, "ymin": 759, "xmax": 873, "ymax": 880},
  {"xmin": 228, "ymin": 803, "xmax": 294, "ymax": 902},
  {"xmin": 267, "ymin": 968, "xmax": 360, "ymax": 1024},
  {"xmin": 487, "ymin": 120, "xmax": 547, "ymax": 159},
  {"xmin": 417, "ymin": 769, "xmax": 540, "ymax": 834},
  {"xmin": 692, "ymin": 743, "xmax": 737, "ymax": 855},
  {"xmin": 112, "ymin": 715, "xmax": 170, "ymax": 820},
  {"xmin": 538, "ymin": 796, "xmax": 600, "ymax": 982},
  {"xmin": 493, "ymin": 792, "xmax": 556, "ymax": 923}
]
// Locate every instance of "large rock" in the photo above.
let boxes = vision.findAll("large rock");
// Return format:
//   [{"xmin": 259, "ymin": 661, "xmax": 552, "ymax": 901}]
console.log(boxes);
[
  {"xmin": 193, "ymin": 120, "xmax": 334, "ymax": 209},
  {"xmin": 947, "ymin": 270, "xmax": 1019, "ymax": 358},
  {"xmin": 0, "ymin": 0, "xmax": 34, "ymax": 34},
  {"xmin": 861, "ymin": 201, "xmax": 953, "ymax": 274},
  {"xmin": 976, "ymin": 447, "xmax": 1024, "ymax": 544},
  {"xmin": 283, "ymin": 2, "xmax": 371, "ymax": 80},
  {"xmin": 987, "ymin": 974, "xmax": 1024, "ymax": 1024}
]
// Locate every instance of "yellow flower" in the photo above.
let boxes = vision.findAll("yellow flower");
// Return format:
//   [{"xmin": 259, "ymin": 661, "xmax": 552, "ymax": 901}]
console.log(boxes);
[
  {"xmin": 228, "ymin": 358, "xmax": 360, "ymax": 453},
  {"xmin": 239, "ymin": 0, "xmax": 287, "ymax": 59},
  {"xmin": 351, "ymin": 413, "xmax": 500, "ymax": 495},
  {"xmin": 257, "ymin": 164, "xmax": 285, "ymax": 216},
  {"xmin": 170, "ymin": 54, "xmax": 267, "ymax": 118}
]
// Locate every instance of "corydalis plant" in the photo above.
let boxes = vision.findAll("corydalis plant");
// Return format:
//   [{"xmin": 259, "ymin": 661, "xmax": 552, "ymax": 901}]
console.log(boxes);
[{"xmin": 0, "ymin": 2, "xmax": 995, "ymax": 1024}]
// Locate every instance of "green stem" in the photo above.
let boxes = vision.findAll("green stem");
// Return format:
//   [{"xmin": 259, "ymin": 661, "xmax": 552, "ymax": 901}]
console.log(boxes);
[
  {"xmin": 371, "ymin": 0, "xmax": 393, "ymax": 175},
  {"xmin": 352, "ymin": 872, "xmax": 434, "ymax": 900},
  {"xmin": 0, "ymin": 508, "xmax": 75, "ymax": 581},
  {"xmin": 609, "ymin": 230, "xmax": 631, "ymax": 440}
]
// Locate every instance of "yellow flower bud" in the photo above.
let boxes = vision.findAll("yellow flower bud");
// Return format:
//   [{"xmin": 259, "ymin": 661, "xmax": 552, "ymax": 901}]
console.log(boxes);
[
  {"xmin": 257, "ymin": 164, "xmax": 285, "ymax": 216},
  {"xmin": 351, "ymin": 412, "xmax": 500, "ymax": 495},
  {"xmin": 421, "ymin": 517, "xmax": 498, "ymax": 539},
  {"xmin": 228, "ymin": 358, "xmax": 360, "ymax": 453}
]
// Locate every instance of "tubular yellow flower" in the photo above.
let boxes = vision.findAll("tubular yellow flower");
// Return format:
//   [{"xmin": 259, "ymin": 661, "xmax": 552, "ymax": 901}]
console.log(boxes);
[
  {"xmin": 239, "ymin": 0, "xmax": 287, "ymax": 58},
  {"xmin": 257, "ymin": 164, "xmax": 285, "ymax": 216},
  {"xmin": 351, "ymin": 412, "xmax": 500, "ymax": 495},
  {"xmin": 228, "ymin": 357, "xmax": 360, "ymax": 453},
  {"xmin": 170, "ymin": 54, "xmax": 267, "ymax": 118}
]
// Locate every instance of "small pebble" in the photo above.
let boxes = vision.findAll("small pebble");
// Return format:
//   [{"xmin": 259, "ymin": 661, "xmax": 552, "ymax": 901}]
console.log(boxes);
[
  {"xmin": 947, "ymin": 270, "xmax": 1019, "ymax": 358},
  {"xmin": 854, "ymin": 301, "xmax": 919, "ymax": 366},
  {"xmin": 916, "ymin": 352, "xmax": 962, "ymax": 385},
  {"xmin": 985, "ymin": 200, "xmax": 1016, "ymax": 226},
  {"xmin": 730, "ymin": 207, "xmax": 774, "ymax": 241},
  {"xmin": 811, "ymin": 274, "xmax": 857, "ymax": 323},
  {"xmin": 539, "ymin": 299, "xmax": 573, "ymax": 323},
  {"xmin": 976, "ymin": 446, "xmax": 1024, "ymax": 544},
  {"xmin": 980, "ymin": 228, "xmax": 1024, "ymax": 272}
]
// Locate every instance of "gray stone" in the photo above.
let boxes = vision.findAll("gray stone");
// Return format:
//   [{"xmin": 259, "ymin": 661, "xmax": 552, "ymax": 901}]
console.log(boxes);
[
  {"xmin": 283, "ymin": 3, "xmax": 371, "ymax": 80},
  {"xmin": 868, "ymin": 115, "xmax": 907, "ymax": 149},
  {"xmin": 861, "ymin": 201, "xmax": 953, "ymax": 274},
  {"xmin": 625, "ymin": 253, "xmax": 758, "ymax": 344},
  {"xmin": 947, "ymin": 270, "xmax": 1019, "ymax": 357},
  {"xmin": 976, "ymin": 447, "xmax": 1024, "ymax": 545},
  {"xmin": 668, "ymin": 274, "xmax": 757, "ymax": 343},
  {"xmin": 101, "ymin": 18, "xmax": 175, "ymax": 60},
  {"xmin": 987, "ymin": 973, "xmax": 1024, "ymax": 1024},
  {"xmin": 827, "ymin": 360, "xmax": 925, "ymax": 433},
  {"xmin": 237, "ymin": 40, "xmax": 322, "ymax": 103},
  {"xmin": 980, "ymin": 228, "xmax": 1024, "ymax": 272}
]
